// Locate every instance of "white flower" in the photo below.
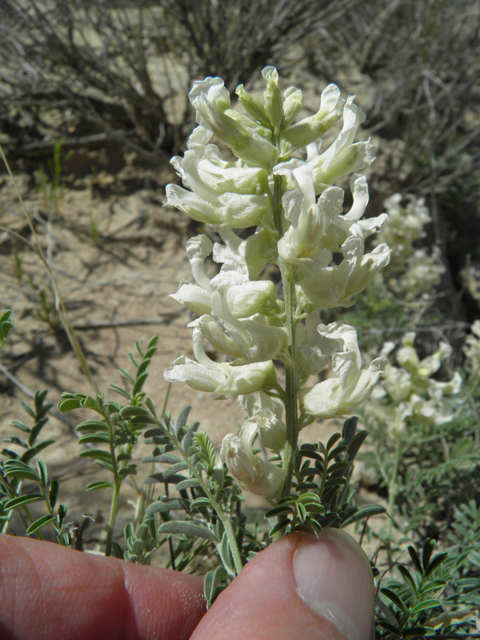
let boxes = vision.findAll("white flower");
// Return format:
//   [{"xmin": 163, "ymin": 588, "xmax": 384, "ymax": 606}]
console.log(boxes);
[
  {"xmin": 382, "ymin": 365, "xmax": 413, "ymax": 402},
  {"xmin": 374, "ymin": 194, "xmax": 431, "ymax": 268},
  {"xmin": 310, "ymin": 97, "xmax": 375, "ymax": 190},
  {"xmin": 193, "ymin": 313, "xmax": 288, "ymax": 364},
  {"xmin": 298, "ymin": 323, "xmax": 387, "ymax": 420},
  {"xmin": 281, "ymin": 84, "xmax": 344, "ymax": 153},
  {"xmin": 295, "ymin": 236, "xmax": 391, "ymax": 311},
  {"xmin": 164, "ymin": 355, "xmax": 277, "ymax": 398},
  {"xmin": 170, "ymin": 234, "xmax": 213, "ymax": 315},
  {"xmin": 295, "ymin": 309, "xmax": 330, "ymax": 385},
  {"xmin": 400, "ymin": 246, "xmax": 445, "ymax": 299},
  {"xmin": 166, "ymin": 180, "xmax": 271, "ymax": 229},
  {"xmin": 189, "ymin": 77, "xmax": 279, "ymax": 169},
  {"xmin": 330, "ymin": 174, "xmax": 389, "ymax": 247},
  {"xmin": 239, "ymin": 392, "xmax": 286, "ymax": 454},
  {"xmin": 275, "ymin": 164, "xmax": 334, "ymax": 264},
  {"xmin": 365, "ymin": 333, "xmax": 462, "ymax": 433},
  {"xmin": 220, "ymin": 430, "xmax": 286, "ymax": 498},
  {"xmin": 464, "ymin": 320, "xmax": 480, "ymax": 381}
]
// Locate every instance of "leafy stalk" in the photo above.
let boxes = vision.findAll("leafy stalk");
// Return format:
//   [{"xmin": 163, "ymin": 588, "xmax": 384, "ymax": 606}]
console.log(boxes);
[{"xmin": 166, "ymin": 426, "xmax": 243, "ymax": 576}]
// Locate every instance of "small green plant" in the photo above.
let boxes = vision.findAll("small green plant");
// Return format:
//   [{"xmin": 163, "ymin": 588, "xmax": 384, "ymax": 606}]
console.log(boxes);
[
  {"xmin": 58, "ymin": 337, "xmax": 160, "ymax": 557},
  {"xmin": 1, "ymin": 316, "xmax": 65, "ymax": 540},
  {"xmin": 36, "ymin": 137, "xmax": 73, "ymax": 216},
  {"xmin": 0, "ymin": 310, "xmax": 13, "ymax": 349},
  {"xmin": 88, "ymin": 211, "xmax": 100, "ymax": 243}
]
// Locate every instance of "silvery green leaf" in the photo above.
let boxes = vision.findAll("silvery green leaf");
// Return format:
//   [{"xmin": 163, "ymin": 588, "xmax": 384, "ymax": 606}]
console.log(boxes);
[
  {"xmin": 176, "ymin": 478, "xmax": 201, "ymax": 491},
  {"xmin": 146, "ymin": 498, "xmax": 189, "ymax": 515},
  {"xmin": 175, "ymin": 405, "xmax": 192, "ymax": 437},
  {"xmin": 219, "ymin": 531, "xmax": 237, "ymax": 577},
  {"xmin": 158, "ymin": 520, "xmax": 216, "ymax": 540},
  {"xmin": 86, "ymin": 481, "xmax": 114, "ymax": 491},
  {"xmin": 204, "ymin": 566, "xmax": 229, "ymax": 609},
  {"xmin": 26, "ymin": 514, "xmax": 56, "ymax": 535},
  {"xmin": 49, "ymin": 479, "xmax": 60, "ymax": 509},
  {"xmin": 76, "ymin": 421, "xmax": 108, "ymax": 433},
  {"xmin": 78, "ymin": 433, "xmax": 110, "ymax": 445},
  {"xmin": 4, "ymin": 494, "xmax": 44, "ymax": 510},
  {"xmin": 36, "ymin": 460, "xmax": 48, "ymax": 486},
  {"xmin": 161, "ymin": 462, "xmax": 189, "ymax": 479},
  {"xmin": 142, "ymin": 453, "xmax": 181, "ymax": 465},
  {"xmin": 78, "ymin": 449, "xmax": 112, "ymax": 463},
  {"xmin": 120, "ymin": 406, "xmax": 152, "ymax": 420},
  {"xmin": 145, "ymin": 472, "xmax": 187, "ymax": 485},
  {"xmin": 190, "ymin": 497, "xmax": 211, "ymax": 509}
]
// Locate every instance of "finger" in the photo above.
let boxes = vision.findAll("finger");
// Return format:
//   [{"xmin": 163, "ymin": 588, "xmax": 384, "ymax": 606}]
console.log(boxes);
[
  {"xmin": 0, "ymin": 533, "xmax": 205, "ymax": 640},
  {"xmin": 191, "ymin": 529, "xmax": 374, "ymax": 640}
]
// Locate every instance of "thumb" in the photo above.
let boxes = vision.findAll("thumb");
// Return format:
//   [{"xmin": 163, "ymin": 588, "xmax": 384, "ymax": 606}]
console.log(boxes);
[{"xmin": 191, "ymin": 528, "xmax": 375, "ymax": 640}]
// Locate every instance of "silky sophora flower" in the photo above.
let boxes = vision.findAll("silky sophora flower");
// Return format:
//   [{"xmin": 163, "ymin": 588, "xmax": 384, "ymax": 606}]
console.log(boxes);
[
  {"xmin": 165, "ymin": 67, "xmax": 392, "ymax": 500},
  {"xmin": 400, "ymin": 246, "xmax": 445, "ymax": 300},
  {"xmin": 220, "ymin": 430, "xmax": 286, "ymax": 498},
  {"xmin": 239, "ymin": 392, "xmax": 286, "ymax": 454},
  {"xmin": 374, "ymin": 194, "xmax": 431, "ymax": 269},
  {"xmin": 309, "ymin": 96, "xmax": 375, "ymax": 192},
  {"xmin": 299, "ymin": 323, "xmax": 387, "ymax": 420},
  {"xmin": 295, "ymin": 233, "xmax": 391, "ymax": 312},
  {"xmin": 166, "ymin": 127, "xmax": 272, "ymax": 229},
  {"xmin": 464, "ymin": 320, "xmax": 480, "ymax": 382},
  {"xmin": 365, "ymin": 333, "xmax": 462, "ymax": 438}
]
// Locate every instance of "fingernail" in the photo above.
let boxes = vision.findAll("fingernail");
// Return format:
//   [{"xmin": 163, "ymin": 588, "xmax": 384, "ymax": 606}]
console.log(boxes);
[{"xmin": 293, "ymin": 529, "xmax": 374, "ymax": 640}]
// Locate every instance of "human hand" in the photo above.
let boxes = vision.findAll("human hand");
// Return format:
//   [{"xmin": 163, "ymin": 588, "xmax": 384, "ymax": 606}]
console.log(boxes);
[{"xmin": 0, "ymin": 528, "xmax": 374, "ymax": 640}]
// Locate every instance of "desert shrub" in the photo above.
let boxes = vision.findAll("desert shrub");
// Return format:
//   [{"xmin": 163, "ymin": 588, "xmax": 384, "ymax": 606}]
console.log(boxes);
[{"xmin": 0, "ymin": 0, "xmax": 357, "ymax": 163}]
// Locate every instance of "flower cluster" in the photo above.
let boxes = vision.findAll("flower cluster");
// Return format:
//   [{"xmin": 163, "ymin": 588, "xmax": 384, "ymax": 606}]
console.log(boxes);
[
  {"xmin": 365, "ymin": 333, "xmax": 461, "ymax": 439},
  {"xmin": 374, "ymin": 194, "xmax": 431, "ymax": 269},
  {"xmin": 374, "ymin": 194, "xmax": 445, "ymax": 300},
  {"xmin": 164, "ymin": 67, "xmax": 391, "ymax": 498},
  {"xmin": 464, "ymin": 320, "xmax": 480, "ymax": 383},
  {"xmin": 400, "ymin": 246, "xmax": 445, "ymax": 299}
]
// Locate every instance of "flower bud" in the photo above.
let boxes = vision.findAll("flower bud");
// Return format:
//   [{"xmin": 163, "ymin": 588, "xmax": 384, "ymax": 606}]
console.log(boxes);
[
  {"xmin": 236, "ymin": 84, "xmax": 271, "ymax": 128},
  {"xmin": 262, "ymin": 66, "xmax": 283, "ymax": 132},
  {"xmin": 281, "ymin": 84, "xmax": 343, "ymax": 153},
  {"xmin": 221, "ymin": 434, "xmax": 257, "ymax": 486},
  {"xmin": 225, "ymin": 280, "xmax": 278, "ymax": 318},
  {"xmin": 283, "ymin": 86, "xmax": 303, "ymax": 126},
  {"xmin": 220, "ymin": 433, "xmax": 286, "ymax": 498},
  {"xmin": 189, "ymin": 77, "xmax": 278, "ymax": 169}
]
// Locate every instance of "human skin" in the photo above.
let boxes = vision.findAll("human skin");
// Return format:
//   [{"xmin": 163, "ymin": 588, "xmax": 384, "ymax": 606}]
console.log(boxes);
[{"xmin": 0, "ymin": 529, "xmax": 374, "ymax": 640}]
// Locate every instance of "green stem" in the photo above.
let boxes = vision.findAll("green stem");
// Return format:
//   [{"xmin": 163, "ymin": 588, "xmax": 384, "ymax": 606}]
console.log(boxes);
[
  {"xmin": 0, "ymin": 478, "xmax": 23, "ymax": 534},
  {"xmin": 272, "ymin": 174, "xmax": 299, "ymax": 499},
  {"xmin": 169, "ymin": 427, "xmax": 243, "ymax": 576},
  {"xmin": 280, "ymin": 268, "xmax": 298, "ymax": 498},
  {"xmin": 104, "ymin": 411, "xmax": 121, "ymax": 557},
  {"xmin": 191, "ymin": 475, "xmax": 243, "ymax": 576},
  {"xmin": 105, "ymin": 479, "xmax": 121, "ymax": 557}
]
